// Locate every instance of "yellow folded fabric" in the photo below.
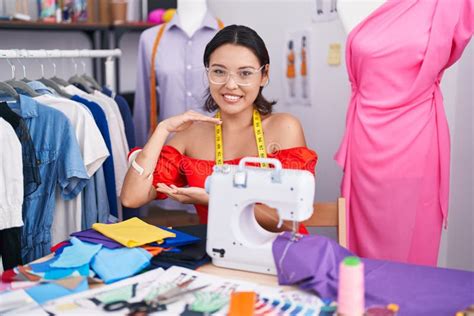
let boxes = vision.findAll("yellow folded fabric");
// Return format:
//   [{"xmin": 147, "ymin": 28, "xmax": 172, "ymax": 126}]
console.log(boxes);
[{"xmin": 92, "ymin": 217, "xmax": 176, "ymax": 248}]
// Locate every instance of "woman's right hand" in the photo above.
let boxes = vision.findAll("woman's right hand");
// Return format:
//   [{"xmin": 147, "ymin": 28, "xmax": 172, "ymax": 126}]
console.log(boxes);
[{"xmin": 158, "ymin": 110, "xmax": 222, "ymax": 133}]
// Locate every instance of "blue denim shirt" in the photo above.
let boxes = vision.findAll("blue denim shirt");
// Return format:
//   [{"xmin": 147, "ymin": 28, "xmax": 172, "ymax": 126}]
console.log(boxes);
[
  {"xmin": 26, "ymin": 82, "xmax": 111, "ymax": 231},
  {"xmin": 1, "ymin": 94, "xmax": 89, "ymax": 262}
]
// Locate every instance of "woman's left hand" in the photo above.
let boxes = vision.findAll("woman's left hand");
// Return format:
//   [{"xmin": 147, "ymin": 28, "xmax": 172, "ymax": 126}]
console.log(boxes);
[{"xmin": 155, "ymin": 184, "xmax": 209, "ymax": 205}]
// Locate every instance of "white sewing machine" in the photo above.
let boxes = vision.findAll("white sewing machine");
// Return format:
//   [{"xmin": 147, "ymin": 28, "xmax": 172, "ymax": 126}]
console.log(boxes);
[{"xmin": 205, "ymin": 157, "xmax": 315, "ymax": 275}]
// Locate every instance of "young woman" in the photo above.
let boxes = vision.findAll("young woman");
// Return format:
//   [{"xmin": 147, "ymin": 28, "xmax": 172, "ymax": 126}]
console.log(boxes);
[{"xmin": 121, "ymin": 25, "xmax": 317, "ymax": 233}]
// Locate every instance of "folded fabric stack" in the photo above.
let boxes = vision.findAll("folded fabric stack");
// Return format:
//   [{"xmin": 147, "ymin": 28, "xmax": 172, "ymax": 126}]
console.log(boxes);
[
  {"xmin": 150, "ymin": 225, "xmax": 210, "ymax": 270},
  {"xmin": 1, "ymin": 218, "xmax": 208, "ymax": 305}
]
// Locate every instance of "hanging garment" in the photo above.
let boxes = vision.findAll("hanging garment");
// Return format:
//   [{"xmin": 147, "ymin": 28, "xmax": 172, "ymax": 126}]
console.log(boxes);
[
  {"xmin": 335, "ymin": 0, "xmax": 473, "ymax": 265},
  {"xmin": 0, "ymin": 103, "xmax": 40, "ymax": 197},
  {"xmin": 0, "ymin": 94, "xmax": 89, "ymax": 262},
  {"xmin": 81, "ymin": 166, "xmax": 110, "ymax": 229},
  {"xmin": 0, "ymin": 227, "xmax": 23, "ymax": 270},
  {"xmin": 102, "ymin": 86, "xmax": 135, "ymax": 150},
  {"xmin": 30, "ymin": 82, "xmax": 109, "ymax": 245},
  {"xmin": 130, "ymin": 145, "xmax": 317, "ymax": 228},
  {"xmin": 69, "ymin": 94, "xmax": 118, "ymax": 221},
  {"xmin": 0, "ymin": 116, "xmax": 23, "ymax": 230},
  {"xmin": 0, "ymin": 117, "xmax": 23, "ymax": 270},
  {"xmin": 101, "ymin": 87, "xmax": 139, "ymax": 220},
  {"xmin": 64, "ymin": 85, "xmax": 128, "ymax": 212}
]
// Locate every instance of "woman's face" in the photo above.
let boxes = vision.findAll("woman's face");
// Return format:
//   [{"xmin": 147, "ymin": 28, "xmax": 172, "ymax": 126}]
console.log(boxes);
[{"xmin": 208, "ymin": 44, "xmax": 268, "ymax": 115}]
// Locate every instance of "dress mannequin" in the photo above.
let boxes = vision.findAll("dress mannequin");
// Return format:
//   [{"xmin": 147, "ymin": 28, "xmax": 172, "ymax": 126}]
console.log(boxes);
[
  {"xmin": 177, "ymin": 0, "xmax": 207, "ymax": 38},
  {"xmin": 337, "ymin": 0, "xmax": 384, "ymax": 33},
  {"xmin": 334, "ymin": 0, "xmax": 473, "ymax": 266},
  {"xmin": 133, "ymin": 0, "xmax": 222, "ymax": 212}
]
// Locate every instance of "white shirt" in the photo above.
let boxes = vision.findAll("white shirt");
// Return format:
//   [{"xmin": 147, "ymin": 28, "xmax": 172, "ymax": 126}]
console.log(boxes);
[
  {"xmin": 0, "ymin": 117, "xmax": 23, "ymax": 230},
  {"xmin": 35, "ymin": 94, "xmax": 109, "ymax": 244},
  {"xmin": 63, "ymin": 85, "xmax": 129, "ymax": 196}
]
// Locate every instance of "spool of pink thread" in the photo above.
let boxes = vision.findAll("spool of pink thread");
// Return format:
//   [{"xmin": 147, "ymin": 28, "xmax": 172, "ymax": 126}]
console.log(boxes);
[
  {"xmin": 337, "ymin": 256, "xmax": 365, "ymax": 316},
  {"xmin": 147, "ymin": 9, "xmax": 165, "ymax": 24}
]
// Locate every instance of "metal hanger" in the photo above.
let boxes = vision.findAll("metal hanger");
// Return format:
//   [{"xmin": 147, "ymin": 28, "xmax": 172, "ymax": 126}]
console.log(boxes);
[
  {"xmin": 36, "ymin": 52, "xmax": 73, "ymax": 98},
  {"xmin": 0, "ymin": 61, "xmax": 19, "ymax": 99},
  {"xmin": 16, "ymin": 54, "xmax": 30, "ymax": 83},
  {"xmin": 68, "ymin": 56, "xmax": 94, "ymax": 94},
  {"xmin": 47, "ymin": 55, "xmax": 70, "ymax": 86},
  {"xmin": 80, "ymin": 60, "xmax": 102, "ymax": 90},
  {"xmin": 4, "ymin": 57, "xmax": 40, "ymax": 97}
]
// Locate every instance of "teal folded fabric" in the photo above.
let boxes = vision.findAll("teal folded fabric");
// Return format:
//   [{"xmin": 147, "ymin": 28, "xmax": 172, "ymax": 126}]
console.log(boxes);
[
  {"xmin": 51, "ymin": 237, "xmax": 102, "ymax": 268},
  {"xmin": 91, "ymin": 247, "xmax": 151, "ymax": 284}
]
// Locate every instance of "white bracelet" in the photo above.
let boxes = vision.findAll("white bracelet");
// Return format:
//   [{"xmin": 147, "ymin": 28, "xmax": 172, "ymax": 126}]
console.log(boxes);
[{"xmin": 129, "ymin": 150, "xmax": 153, "ymax": 179}]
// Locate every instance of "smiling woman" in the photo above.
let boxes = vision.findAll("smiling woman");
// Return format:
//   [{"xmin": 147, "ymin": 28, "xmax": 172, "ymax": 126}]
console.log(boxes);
[{"xmin": 120, "ymin": 25, "xmax": 318, "ymax": 233}]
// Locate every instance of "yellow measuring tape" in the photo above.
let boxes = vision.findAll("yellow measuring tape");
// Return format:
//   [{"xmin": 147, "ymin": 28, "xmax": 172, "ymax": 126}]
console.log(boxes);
[{"xmin": 215, "ymin": 109, "xmax": 268, "ymax": 167}]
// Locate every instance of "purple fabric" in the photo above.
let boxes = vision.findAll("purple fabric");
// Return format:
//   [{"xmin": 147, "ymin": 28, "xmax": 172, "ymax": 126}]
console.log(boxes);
[
  {"xmin": 70, "ymin": 229, "xmax": 123, "ymax": 249},
  {"xmin": 273, "ymin": 233, "xmax": 474, "ymax": 316}
]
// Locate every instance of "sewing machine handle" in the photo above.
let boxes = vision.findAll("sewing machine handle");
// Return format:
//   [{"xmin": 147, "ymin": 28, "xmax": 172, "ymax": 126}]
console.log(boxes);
[{"xmin": 238, "ymin": 157, "xmax": 282, "ymax": 183}]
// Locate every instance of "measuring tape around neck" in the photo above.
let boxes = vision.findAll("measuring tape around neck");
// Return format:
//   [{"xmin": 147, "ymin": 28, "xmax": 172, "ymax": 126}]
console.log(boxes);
[{"xmin": 215, "ymin": 109, "xmax": 268, "ymax": 168}]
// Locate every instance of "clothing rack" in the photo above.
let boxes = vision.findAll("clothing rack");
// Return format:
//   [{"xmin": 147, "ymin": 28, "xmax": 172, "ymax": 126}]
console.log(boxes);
[{"xmin": 0, "ymin": 49, "xmax": 122, "ymax": 91}]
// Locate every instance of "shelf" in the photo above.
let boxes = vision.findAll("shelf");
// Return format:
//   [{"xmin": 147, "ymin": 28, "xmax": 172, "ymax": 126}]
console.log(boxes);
[
  {"xmin": 0, "ymin": 20, "xmax": 109, "ymax": 31},
  {"xmin": 111, "ymin": 22, "xmax": 157, "ymax": 32}
]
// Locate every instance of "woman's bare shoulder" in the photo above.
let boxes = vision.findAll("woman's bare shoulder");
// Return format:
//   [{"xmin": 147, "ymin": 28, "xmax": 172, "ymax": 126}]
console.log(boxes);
[{"xmin": 264, "ymin": 112, "xmax": 306, "ymax": 148}]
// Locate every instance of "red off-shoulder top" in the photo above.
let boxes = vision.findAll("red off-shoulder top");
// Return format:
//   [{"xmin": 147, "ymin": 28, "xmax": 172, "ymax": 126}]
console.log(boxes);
[{"xmin": 131, "ymin": 145, "xmax": 318, "ymax": 234}]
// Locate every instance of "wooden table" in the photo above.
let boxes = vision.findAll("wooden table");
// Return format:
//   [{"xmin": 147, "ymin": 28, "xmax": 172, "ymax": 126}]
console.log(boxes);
[
  {"xmin": 198, "ymin": 264, "xmax": 284, "ymax": 288},
  {"xmin": 30, "ymin": 254, "xmax": 289, "ymax": 289}
]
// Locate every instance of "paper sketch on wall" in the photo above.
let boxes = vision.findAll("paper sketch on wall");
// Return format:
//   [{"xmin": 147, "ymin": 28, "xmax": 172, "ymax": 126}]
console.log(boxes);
[
  {"xmin": 313, "ymin": 0, "xmax": 338, "ymax": 22},
  {"xmin": 283, "ymin": 30, "xmax": 311, "ymax": 106}
]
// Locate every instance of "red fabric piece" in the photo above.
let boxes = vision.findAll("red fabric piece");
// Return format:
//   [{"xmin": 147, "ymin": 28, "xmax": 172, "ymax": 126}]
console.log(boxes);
[
  {"xmin": 148, "ymin": 145, "xmax": 318, "ymax": 234},
  {"xmin": 50, "ymin": 240, "xmax": 71, "ymax": 253},
  {"xmin": 1, "ymin": 269, "xmax": 17, "ymax": 282}
]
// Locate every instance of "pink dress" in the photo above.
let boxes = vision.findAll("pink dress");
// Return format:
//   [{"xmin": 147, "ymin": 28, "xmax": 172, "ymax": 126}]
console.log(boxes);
[{"xmin": 335, "ymin": 0, "xmax": 473, "ymax": 265}]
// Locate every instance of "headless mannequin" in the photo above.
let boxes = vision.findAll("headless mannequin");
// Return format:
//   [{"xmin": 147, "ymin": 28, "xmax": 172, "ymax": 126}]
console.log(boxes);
[
  {"xmin": 337, "ymin": 0, "xmax": 385, "ymax": 33},
  {"xmin": 176, "ymin": 0, "xmax": 208, "ymax": 38}
]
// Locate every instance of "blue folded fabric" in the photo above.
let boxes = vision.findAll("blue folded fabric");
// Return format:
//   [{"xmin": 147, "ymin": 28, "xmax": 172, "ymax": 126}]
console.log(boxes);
[
  {"xmin": 29, "ymin": 256, "xmax": 89, "ymax": 280},
  {"xmin": 26, "ymin": 278, "xmax": 88, "ymax": 304},
  {"xmin": 44, "ymin": 264, "xmax": 89, "ymax": 280},
  {"xmin": 91, "ymin": 247, "xmax": 151, "ymax": 284},
  {"xmin": 151, "ymin": 227, "xmax": 200, "ymax": 248},
  {"xmin": 29, "ymin": 256, "xmax": 59, "ymax": 272},
  {"xmin": 51, "ymin": 237, "xmax": 102, "ymax": 268}
]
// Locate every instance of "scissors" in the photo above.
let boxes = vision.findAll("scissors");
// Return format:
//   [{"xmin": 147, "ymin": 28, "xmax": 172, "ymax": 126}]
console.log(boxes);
[
  {"xmin": 102, "ymin": 300, "xmax": 168, "ymax": 315},
  {"xmin": 153, "ymin": 284, "xmax": 210, "ymax": 305}
]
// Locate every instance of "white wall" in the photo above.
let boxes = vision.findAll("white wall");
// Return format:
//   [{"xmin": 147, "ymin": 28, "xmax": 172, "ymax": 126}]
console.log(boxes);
[
  {"xmin": 0, "ymin": 0, "xmax": 471, "ymax": 271},
  {"xmin": 208, "ymin": 0, "xmax": 348, "ymax": 203},
  {"xmin": 438, "ymin": 40, "xmax": 474, "ymax": 271}
]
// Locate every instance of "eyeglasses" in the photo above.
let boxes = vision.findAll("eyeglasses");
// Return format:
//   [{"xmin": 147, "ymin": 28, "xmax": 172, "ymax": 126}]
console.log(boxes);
[{"xmin": 206, "ymin": 65, "xmax": 266, "ymax": 86}]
